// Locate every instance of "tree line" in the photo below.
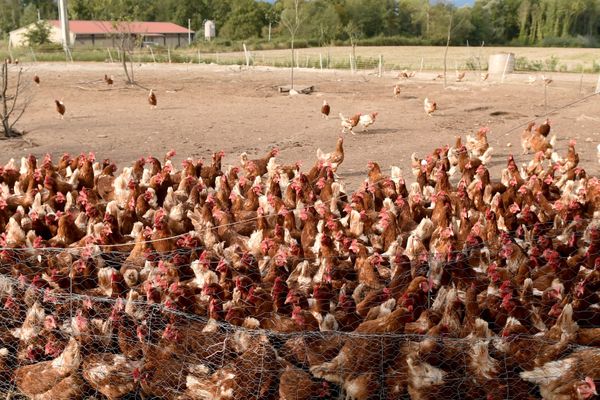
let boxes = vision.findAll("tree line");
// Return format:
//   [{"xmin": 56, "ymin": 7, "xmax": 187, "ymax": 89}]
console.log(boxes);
[{"xmin": 1, "ymin": 0, "xmax": 599, "ymax": 47}]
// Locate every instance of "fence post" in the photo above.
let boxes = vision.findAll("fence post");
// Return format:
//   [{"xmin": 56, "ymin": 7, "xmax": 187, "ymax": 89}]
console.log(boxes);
[
  {"xmin": 420, "ymin": 57, "xmax": 424, "ymax": 72},
  {"xmin": 243, "ymin": 43, "xmax": 250, "ymax": 68},
  {"xmin": 167, "ymin": 47, "xmax": 172, "ymax": 63},
  {"xmin": 116, "ymin": 48, "xmax": 121, "ymax": 63},
  {"xmin": 65, "ymin": 46, "xmax": 73, "ymax": 63},
  {"xmin": 319, "ymin": 53, "xmax": 323, "ymax": 71},
  {"xmin": 501, "ymin": 54, "xmax": 510, "ymax": 83},
  {"xmin": 579, "ymin": 66, "xmax": 584, "ymax": 95},
  {"xmin": 305, "ymin": 55, "xmax": 308, "ymax": 68},
  {"xmin": 107, "ymin": 48, "xmax": 114, "ymax": 63},
  {"xmin": 378, "ymin": 54, "xmax": 383, "ymax": 78},
  {"xmin": 349, "ymin": 53, "xmax": 353, "ymax": 73},
  {"xmin": 149, "ymin": 46, "xmax": 156, "ymax": 63}
]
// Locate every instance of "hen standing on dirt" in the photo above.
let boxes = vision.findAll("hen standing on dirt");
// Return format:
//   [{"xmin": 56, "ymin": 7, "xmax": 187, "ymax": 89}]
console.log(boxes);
[
  {"xmin": 424, "ymin": 98, "xmax": 437, "ymax": 116},
  {"xmin": 55, "ymin": 100, "xmax": 65, "ymax": 119},
  {"xmin": 321, "ymin": 100, "xmax": 330, "ymax": 119},
  {"xmin": 148, "ymin": 89, "xmax": 157, "ymax": 109}
]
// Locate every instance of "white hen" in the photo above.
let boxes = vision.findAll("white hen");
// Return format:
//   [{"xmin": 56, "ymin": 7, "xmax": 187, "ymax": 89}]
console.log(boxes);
[{"xmin": 358, "ymin": 112, "xmax": 378, "ymax": 132}]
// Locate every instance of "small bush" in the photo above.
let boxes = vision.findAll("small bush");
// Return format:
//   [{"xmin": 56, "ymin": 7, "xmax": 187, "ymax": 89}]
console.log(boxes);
[
  {"xmin": 24, "ymin": 21, "xmax": 52, "ymax": 46},
  {"xmin": 544, "ymin": 55, "xmax": 559, "ymax": 71}
]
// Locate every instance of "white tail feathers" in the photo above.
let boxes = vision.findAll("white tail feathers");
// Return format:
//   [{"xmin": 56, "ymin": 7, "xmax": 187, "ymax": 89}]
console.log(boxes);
[
  {"xmin": 479, "ymin": 147, "xmax": 494, "ymax": 165},
  {"xmin": 520, "ymin": 358, "xmax": 574, "ymax": 386},
  {"xmin": 414, "ymin": 217, "xmax": 434, "ymax": 241},
  {"xmin": 316, "ymin": 148, "xmax": 326, "ymax": 161},
  {"xmin": 549, "ymin": 134, "xmax": 557, "ymax": 148},
  {"xmin": 247, "ymin": 229, "xmax": 264, "ymax": 257}
]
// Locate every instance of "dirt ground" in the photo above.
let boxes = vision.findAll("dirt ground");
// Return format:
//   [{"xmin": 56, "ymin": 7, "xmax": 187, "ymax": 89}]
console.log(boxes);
[{"xmin": 1, "ymin": 62, "xmax": 599, "ymax": 191}]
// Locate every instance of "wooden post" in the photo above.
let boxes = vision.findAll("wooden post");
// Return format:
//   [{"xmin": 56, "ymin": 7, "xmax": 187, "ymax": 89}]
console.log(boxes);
[
  {"xmin": 501, "ymin": 54, "xmax": 510, "ymax": 83},
  {"xmin": 116, "ymin": 48, "xmax": 121, "ymax": 63},
  {"xmin": 243, "ymin": 43, "xmax": 250, "ymax": 67},
  {"xmin": 149, "ymin": 46, "xmax": 156, "ymax": 63},
  {"xmin": 305, "ymin": 55, "xmax": 308, "ymax": 68},
  {"xmin": 107, "ymin": 48, "xmax": 114, "ymax": 63},
  {"xmin": 319, "ymin": 53, "xmax": 323, "ymax": 71},
  {"xmin": 350, "ymin": 53, "xmax": 354, "ymax": 73},
  {"xmin": 419, "ymin": 57, "xmax": 424, "ymax": 72},
  {"xmin": 478, "ymin": 41, "xmax": 485, "ymax": 78},
  {"xmin": 167, "ymin": 47, "xmax": 172, "ymax": 63},
  {"xmin": 65, "ymin": 46, "xmax": 73, "ymax": 62},
  {"xmin": 443, "ymin": 14, "xmax": 452, "ymax": 89},
  {"xmin": 378, "ymin": 54, "xmax": 383, "ymax": 77},
  {"xmin": 579, "ymin": 66, "xmax": 584, "ymax": 95}
]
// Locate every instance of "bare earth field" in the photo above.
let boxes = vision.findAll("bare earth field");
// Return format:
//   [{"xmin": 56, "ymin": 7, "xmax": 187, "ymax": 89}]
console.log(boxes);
[{"xmin": 1, "ymin": 61, "xmax": 599, "ymax": 191}]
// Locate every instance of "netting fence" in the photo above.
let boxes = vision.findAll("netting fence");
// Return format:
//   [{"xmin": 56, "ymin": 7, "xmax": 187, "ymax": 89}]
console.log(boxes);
[
  {"xmin": 5, "ymin": 44, "xmax": 599, "ymax": 75},
  {"xmin": 0, "ymin": 143, "xmax": 599, "ymax": 399}
]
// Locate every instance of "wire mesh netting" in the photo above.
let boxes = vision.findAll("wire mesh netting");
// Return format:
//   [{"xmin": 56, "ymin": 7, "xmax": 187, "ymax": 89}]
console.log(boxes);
[{"xmin": 0, "ymin": 139, "xmax": 599, "ymax": 399}]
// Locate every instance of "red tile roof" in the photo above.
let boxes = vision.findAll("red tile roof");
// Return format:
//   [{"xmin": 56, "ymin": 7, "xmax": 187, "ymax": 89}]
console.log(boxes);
[{"xmin": 48, "ymin": 20, "xmax": 193, "ymax": 35}]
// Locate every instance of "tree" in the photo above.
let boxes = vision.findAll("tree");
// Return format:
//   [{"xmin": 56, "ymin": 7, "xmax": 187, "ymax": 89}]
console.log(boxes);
[
  {"xmin": 280, "ymin": 0, "xmax": 305, "ymax": 90},
  {"xmin": 0, "ymin": 0, "xmax": 21, "ymax": 34},
  {"xmin": 345, "ymin": 0, "xmax": 386, "ymax": 37},
  {"xmin": 220, "ymin": 0, "xmax": 266, "ymax": 39},
  {"xmin": 1, "ymin": 60, "xmax": 29, "ymax": 138},
  {"xmin": 265, "ymin": 6, "xmax": 279, "ymax": 41},
  {"xmin": 301, "ymin": 0, "xmax": 340, "ymax": 46},
  {"xmin": 23, "ymin": 20, "xmax": 51, "ymax": 46},
  {"xmin": 344, "ymin": 21, "xmax": 362, "ymax": 70},
  {"xmin": 110, "ymin": 20, "xmax": 141, "ymax": 85},
  {"xmin": 20, "ymin": 3, "xmax": 39, "ymax": 26},
  {"xmin": 68, "ymin": 0, "xmax": 93, "ymax": 19}
]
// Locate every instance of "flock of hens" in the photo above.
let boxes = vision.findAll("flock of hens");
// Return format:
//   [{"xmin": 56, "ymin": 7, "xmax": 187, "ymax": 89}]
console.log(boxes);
[{"xmin": 0, "ymin": 66, "xmax": 599, "ymax": 400}]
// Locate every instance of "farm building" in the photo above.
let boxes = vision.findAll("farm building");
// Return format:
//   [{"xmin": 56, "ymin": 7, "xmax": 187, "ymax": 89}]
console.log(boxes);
[{"xmin": 9, "ymin": 20, "xmax": 194, "ymax": 48}]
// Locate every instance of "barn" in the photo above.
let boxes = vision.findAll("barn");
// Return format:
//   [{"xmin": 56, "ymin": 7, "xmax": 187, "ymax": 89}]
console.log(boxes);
[{"xmin": 9, "ymin": 20, "xmax": 194, "ymax": 48}]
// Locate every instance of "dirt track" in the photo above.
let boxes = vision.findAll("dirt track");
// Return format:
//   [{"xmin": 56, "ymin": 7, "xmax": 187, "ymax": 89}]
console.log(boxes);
[{"xmin": 1, "ymin": 62, "xmax": 599, "ymax": 190}]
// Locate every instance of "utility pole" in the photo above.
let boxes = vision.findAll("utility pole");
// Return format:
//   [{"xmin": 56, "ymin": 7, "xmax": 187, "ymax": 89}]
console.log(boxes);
[
  {"xmin": 58, "ymin": 0, "xmax": 70, "ymax": 50},
  {"xmin": 188, "ymin": 18, "xmax": 191, "ymax": 45}
]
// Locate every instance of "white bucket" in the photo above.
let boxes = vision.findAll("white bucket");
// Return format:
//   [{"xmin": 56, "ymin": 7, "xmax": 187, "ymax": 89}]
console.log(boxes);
[{"xmin": 488, "ymin": 53, "xmax": 515, "ymax": 75}]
